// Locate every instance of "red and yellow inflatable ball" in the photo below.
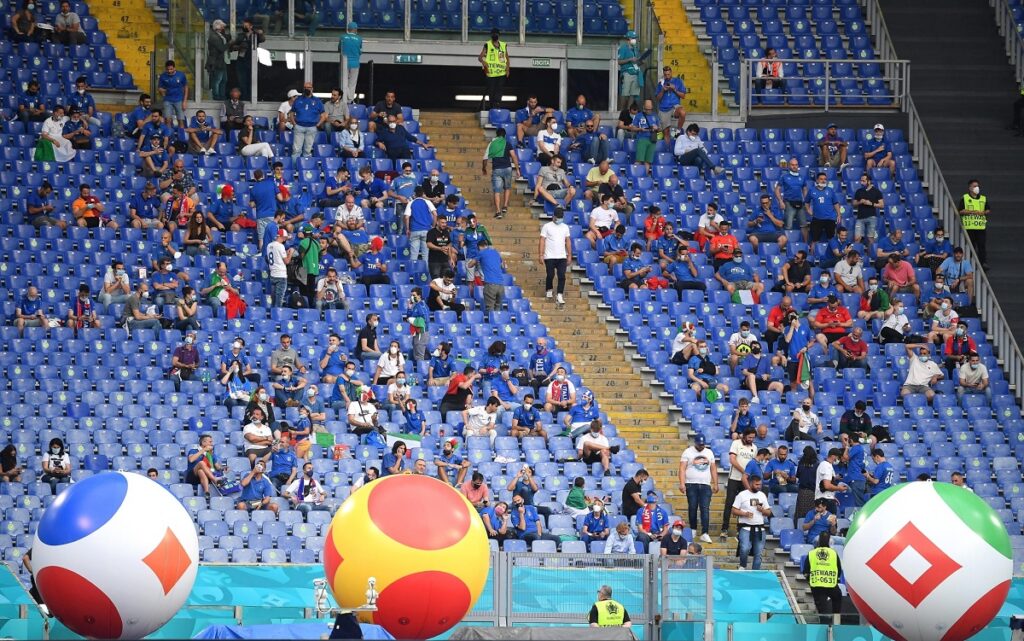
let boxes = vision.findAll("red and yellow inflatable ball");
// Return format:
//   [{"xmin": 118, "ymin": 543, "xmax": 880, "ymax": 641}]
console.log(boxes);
[{"xmin": 323, "ymin": 474, "xmax": 490, "ymax": 639}]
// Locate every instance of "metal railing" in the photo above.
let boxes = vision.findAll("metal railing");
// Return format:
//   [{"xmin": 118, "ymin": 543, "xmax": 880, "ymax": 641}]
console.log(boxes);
[
  {"xmin": 991, "ymin": 0, "xmax": 1024, "ymax": 83},
  {"xmin": 737, "ymin": 58, "xmax": 909, "ymax": 118}
]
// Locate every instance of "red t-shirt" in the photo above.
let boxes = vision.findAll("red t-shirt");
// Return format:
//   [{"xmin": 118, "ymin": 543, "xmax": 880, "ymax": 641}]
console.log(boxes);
[
  {"xmin": 644, "ymin": 215, "xmax": 666, "ymax": 240},
  {"xmin": 708, "ymin": 233, "xmax": 739, "ymax": 260},
  {"xmin": 768, "ymin": 305, "xmax": 791, "ymax": 330},
  {"xmin": 815, "ymin": 306, "xmax": 852, "ymax": 334},
  {"xmin": 836, "ymin": 334, "xmax": 868, "ymax": 358}
]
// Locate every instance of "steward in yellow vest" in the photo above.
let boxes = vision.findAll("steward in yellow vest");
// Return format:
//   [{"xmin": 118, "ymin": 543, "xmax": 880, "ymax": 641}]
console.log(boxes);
[
  {"xmin": 959, "ymin": 179, "xmax": 990, "ymax": 268},
  {"xmin": 803, "ymin": 532, "xmax": 844, "ymax": 625},
  {"xmin": 588, "ymin": 585, "xmax": 632, "ymax": 628},
  {"xmin": 478, "ymin": 28, "xmax": 509, "ymax": 111}
]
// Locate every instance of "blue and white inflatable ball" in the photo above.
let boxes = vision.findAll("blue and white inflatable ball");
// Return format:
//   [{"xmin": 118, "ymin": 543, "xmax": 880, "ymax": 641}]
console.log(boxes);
[{"xmin": 30, "ymin": 471, "xmax": 199, "ymax": 639}]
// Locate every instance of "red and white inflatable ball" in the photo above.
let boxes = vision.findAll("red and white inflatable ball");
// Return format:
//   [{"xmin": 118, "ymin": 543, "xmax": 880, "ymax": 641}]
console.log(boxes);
[{"xmin": 31, "ymin": 471, "xmax": 199, "ymax": 639}]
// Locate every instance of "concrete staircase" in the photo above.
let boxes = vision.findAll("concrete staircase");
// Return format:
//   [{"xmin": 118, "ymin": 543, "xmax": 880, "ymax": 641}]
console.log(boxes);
[
  {"xmin": 419, "ymin": 111, "xmax": 783, "ymax": 567},
  {"xmin": 650, "ymin": 0, "xmax": 726, "ymax": 115},
  {"xmin": 89, "ymin": 0, "xmax": 169, "ymax": 91}
]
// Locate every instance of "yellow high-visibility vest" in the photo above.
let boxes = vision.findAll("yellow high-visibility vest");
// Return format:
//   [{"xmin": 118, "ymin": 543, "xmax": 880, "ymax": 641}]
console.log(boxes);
[
  {"xmin": 808, "ymin": 547, "xmax": 840, "ymax": 588},
  {"xmin": 961, "ymin": 193, "xmax": 988, "ymax": 230},
  {"xmin": 594, "ymin": 599, "xmax": 626, "ymax": 626},
  {"xmin": 484, "ymin": 40, "xmax": 508, "ymax": 77}
]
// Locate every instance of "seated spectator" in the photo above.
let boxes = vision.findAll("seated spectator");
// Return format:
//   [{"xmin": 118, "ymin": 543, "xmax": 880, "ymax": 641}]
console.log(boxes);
[
  {"xmin": 643, "ymin": 206, "xmax": 667, "ymax": 249},
  {"xmin": 834, "ymin": 251, "xmax": 864, "ymax": 294},
  {"xmin": 576, "ymin": 420, "xmax": 619, "ymax": 476},
  {"xmin": 818, "ymin": 124, "xmax": 847, "ymax": 168},
  {"xmin": 242, "ymin": 406, "xmax": 274, "ymax": 464},
  {"xmin": 62, "ymin": 108, "xmax": 92, "ymax": 150},
  {"xmin": 435, "ymin": 438, "xmax": 470, "ymax": 486},
  {"xmin": 347, "ymin": 386, "xmax": 380, "ymax": 436},
  {"xmin": 506, "ymin": 395, "xmax": 544, "ymax": 440},
  {"xmin": 421, "ymin": 168, "xmax": 446, "ymax": 207},
  {"xmin": 740, "ymin": 342, "xmax": 784, "ymax": 402},
  {"xmin": 665, "ymin": 245, "xmax": 706, "ymax": 296},
  {"xmin": 653, "ymin": 222, "xmax": 684, "ymax": 268},
  {"xmin": 355, "ymin": 314, "xmax": 382, "ymax": 361},
  {"xmin": 186, "ymin": 110, "xmax": 222, "ymax": 155},
  {"xmin": 168, "ymin": 331, "xmax": 199, "ymax": 391},
  {"xmin": 534, "ymin": 116, "xmax": 563, "ymax": 166},
  {"xmin": 635, "ymin": 491, "xmax": 670, "ymax": 546},
  {"xmin": 13, "ymin": 286, "xmax": 48, "ymax": 336},
  {"xmin": 463, "ymin": 397, "xmax": 500, "ymax": 446},
  {"xmin": 839, "ymin": 400, "xmax": 874, "ymax": 447},
  {"xmin": 878, "ymin": 300, "xmax": 916, "ymax": 344},
  {"xmin": 543, "ymin": 366, "xmax": 576, "ymax": 414},
  {"xmin": 707, "ymin": 220, "xmax": 739, "ymax": 270},
  {"xmin": 484, "ymin": 502, "xmax": 512, "ymax": 542},
  {"xmin": 807, "ymin": 271, "xmax": 839, "ymax": 309},
  {"xmin": 515, "ymin": 95, "xmax": 551, "ymax": 146},
  {"xmin": 605, "ymin": 521, "xmax": 637, "ymax": 554},
  {"xmin": 510, "ymin": 492, "xmax": 560, "ymax": 546},
  {"xmin": 786, "ymin": 398, "xmax": 827, "ymax": 444},
  {"xmin": 41, "ymin": 437, "xmax": 71, "ymax": 492},
  {"xmin": 381, "ymin": 441, "xmax": 408, "ymax": 477},
  {"xmin": 427, "ymin": 269, "xmax": 465, "ymax": 319},
  {"xmin": 563, "ymin": 390, "xmax": 600, "ymax": 439},
  {"xmin": 390, "ymin": 162, "xmax": 418, "ymax": 208},
  {"xmin": 579, "ymin": 500, "xmax": 610, "ymax": 544},
  {"xmin": 338, "ymin": 116, "xmax": 365, "ymax": 158},
  {"xmin": 922, "ymin": 275, "xmax": 953, "ymax": 318},
  {"xmin": 930, "ymin": 298, "xmax": 959, "ymax": 344},
  {"xmin": 763, "ymin": 445, "xmax": 797, "ymax": 495},
  {"xmin": 319, "ymin": 167, "xmax": 352, "ymax": 208},
  {"xmin": 119, "ymin": 282, "xmax": 164, "ymax": 332},
  {"xmin": 900, "ymin": 344, "xmax": 944, "ymax": 403},
  {"xmin": 39, "ymin": 106, "xmax": 76, "ymax": 163},
  {"xmin": 615, "ymin": 102, "xmax": 639, "ymax": 143},
  {"xmin": 315, "ymin": 267, "xmax": 348, "ymax": 312},
  {"xmin": 351, "ymin": 466, "xmax": 379, "ymax": 492},
  {"xmin": 688, "ymin": 339, "xmax": 730, "ymax": 400},
  {"xmin": 564, "ymin": 476, "xmax": 592, "ymax": 518},
  {"xmin": 283, "ymin": 462, "xmax": 331, "ymax": 517},
  {"xmin": 272, "ymin": 364, "xmax": 307, "ymax": 408},
  {"xmin": 660, "ymin": 522, "xmax": 692, "ymax": 557},
  {"xmin": 130, "ymin": 181, "xmax": 171, "ymax": 231},
  {"xmin": 72, "ymin": 183, "xmax": 116, "ymax": 230},
  {"xmin": 27, "ymin": 181, "xmax": 66, "ymax": 230},
  {"xmin": 54, "ymin": 0, "xmax": 86, "ymax": 43},
  {"xmin": 534, "ymin": 155, "xmax": 575, "ymax": 207},
  {"xmin": 585, "ymin": 194, "xmax": 620, "ymax": 249},
  {"xmin": 801, "ymin": 498, "xmax": 838, "ymax": 544},
  {"xmin": 916, "ymin": 227, "xmax": 953, "ymax": 273},
  {"xmin": 670, "ymin": 321, "xmax": 699, "ymax": 366},
  {"xmin": 727, "ymin": 321, "xmax": 760, "ymax": 369},
  {"xmin": 747, "ymin": 194, "xmax": 787, "ymax": 253},
  {"xmin": 834, "ymin": 326, "xmax": 869, "ymax": 370},
  {"xmin": 811, "ymin": 295, "xmax": 853, "ymax": 347},
  {"xmin": 0, "ymin": 444, "xmax": 21, "ymax": 483},
  {"xmin": 729, "ymin": 396, "xmax": 755, "ymax": 438},
  {"xmin": 957, "ymin": 352, "xmax": 991, "ymax": 402},
  {"xmin": 754, "ymin": 47, "xmax": 785, "ymax": 92},
  {"xmin": 461, "ymin": 471, "xmax": 490, "ymax": 511},
  {"xmin": 353, "ymin": 166, "xmax": 389, "ymax": 217},
  {"xmin": 857, "ymin": 276, "xmax": 891, "ymax": 321},
  {"xmin": 20, "ymin": 79, "xmax": 48, "ymax": 123},
  {"xmin": 600, "ymin": 224, "xmax": 630, "ymax": 266},
  {"xmin": 944, "ymin": 323, "xmax": 977, "ymax": 379},
  {"xmin": 937, "ymin": 246, "xmax": 975, "ymax": 301},
  {"xmin": 874, "ymin": 228, "xmax": 908, "ymax": 271},
  {"xmin": 570, "ymin": 118, "xmax": 610, "ymax": 164},
  {"xmin": 238, "ymin": 115, "xmax": 274, "ymax": 158},
  {"xmin": 267, "ymin": 440, "xmax": 297, "ymax": 489},
  {"xmin": 774, "ymin": 250, "xmax": 812, "ymax": 294},
  {"xmin": 373, "ymin": 340, "xmax": 406, "ymax": 385},
  {"xmin": 864, "ymin": 124, "xmax": 895, "ymax": 177},
  {"xmin": 9, "ymin": 2, "xmax": 38, "ymax": 43},
  {"xmin": 618, "ymin": 243, "xmax": 655, "ymax": 290},
  {"xmin": 376, "ymin": 114, "xmax": 429, "ymax": 160},
  {"xmin": 236, "ymin": 460, "xmax": 279, "ymax": 514},
  {"xmin": 822, "ymin": 227, "xmax": 854, "ymax": 270},
  {"xmin": 715, "ymin": 249, "xmax": 764, "ymax": 300},
  {"xmin": 427, "ymin": 342, "xmax": 455, "ymax": 387},
  {"xmin": 674, "ymin": 123, "xmax": 723, "ymax": 178},
  {"xmin": 384, "ymin": 373, "xmax": 412, "ymax": 415},
  {"xmin": 66, "ymin": 283, "xmax": 100, "ymax": 332},
  {"xmin": 221, "ymin": 360, "xmax": 255, "ymax": 408},
  {"xmin": 368, "ymin": 89, "xmax": 404, "ymax": 133},
  {"xmin": 357, "ymin": 238, "xmax": 390, "ymax": 292}
]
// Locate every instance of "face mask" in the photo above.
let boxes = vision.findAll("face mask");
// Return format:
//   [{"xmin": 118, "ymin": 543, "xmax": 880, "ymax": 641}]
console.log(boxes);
[
  {"xmin": 141, "ymin": 290, "xmax": 149, "ymax": 299},
  {"xmin": 494, "ymin": 505, "xmax": 506, "ymax": 516},
  {"xmin": 390, "ymin": 347, "xmax": 399, "ymax": 355},
  {"xmin": 305, "ymin": 469, "xmax": 313, "ymax": 477},
  {"xmin": 672, "ymin": 528, "xmax": 683, "ymax": 537},
  {"xmin": 919, "ymin": 355, "xmax": 929, "ymax": 362},
  {"xmin": 894, "ymin": 307, "xmax": 903, "ymax": 315},
  {"xmin": 345, "ymin": 368, "xmax": 355, "ymax": 377},
  {"xmin": 593, "ymin": 504, "xmax": 603, "ymax": 513},
  {"xmin": 349, "ymin": 123, "xmax": 358, "ymax": 131},
  {"xmin": 790, "ymin": 170, "xmax": 799, "ymax": 176},
  {"xmin": 733, "ymin": 256, "xmax": 743, "ymax": 263},
  {"xmin": 116, "ymin": 269, "xmax": 126, "ymax": 277},
  {"xmin": 77, "ymin": 88, "xmax": 85, "ymax": 95},
  {"xmin": 936, "ymin": 236, "xmax": 944, "ymax": 243},
  {"xmin": 303, "ymin": 89, "xmax": 312, "ymax": 97},
  {"xmin": 233, "ymin": 342, "xmax": 242, "ymax": 350},
  {"xmin": 956, "ymin": 328, "xmax": 965, "ymax": 336},
  {"xmin": 628, "ymin": 39, "xmax": 636, "ymax": 45},
  {"xmin": 940, "ymin": 302, "xmax": 950, "ymax": 311},
  {"xmin": 388, "ymin": 122, "xmax": 397, "ymax": 130},
  {"xmin": 185, "ymin": 336, "xmax": 194, "ymax": 345},
  {"xmin": 397, "ymin": 378, "xmax": 406, "ymax": 385},
  {"xmin": 27, "ymin": 3, "xmax": 34, "ymax": 9},
  {"xmin": 698, "ymin": 347, "xmax": 708, "ymax": 356},
  {"xmin": 802, "ymin": 404, "xmax": 811, "ymax": 411},
  {"xmin": 751, "ymin": 348, "xmax": 761, "ymax": 355},
  {"xmin": 874, "ymin": 134, "xmax": 883, "ymax": 141},
  {"xmin": 307, "ymin": 387, "xmax": 317, "ymax": 397},
  {"xmin": 556, "ymin": 374, "xmax": 565, "ymax": 381},
  {"xmin": 971, "ymin": 187, "xmax": 980, "ymax": 195},
  {"xmin": 971, "ymin": 363, "xmax": 979, "ymax": 370},
  {"xmin": 816, "ymin": 182, "xmax": 827, "ymax": 190},
  {"xmin": 553, "ymin": 215, "xmax": 564, "ymax": 223},
  {"xmin": 934, "ymin": 283, "xmax": 944, "ymax": 290},
  {"xmin": 740, "ymin": 330, "xmax": 749, "ymax": 338},
  {"xmin": 869, "ymin": 283, "xmax": 878, "ymax": 291},
  {"xmin": 51, "ymin": 447, "xmax": 60, "ymax": 454},
  {"xmin": 258, "ymin": 392, "xmax": 268, "ymax": 402},
  {"xmin": 687, "ymin": 134, "xmax": 697, "ymax": 141},
  {"xmin": 370, "ymin": 321, "xmax": 378, "ymax": 328}
]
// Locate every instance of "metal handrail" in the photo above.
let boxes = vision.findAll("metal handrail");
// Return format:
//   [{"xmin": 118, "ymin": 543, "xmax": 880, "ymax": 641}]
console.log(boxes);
[{"xmin": 991, "ymin": 0, "xmax": 1024, "ymax": 83}]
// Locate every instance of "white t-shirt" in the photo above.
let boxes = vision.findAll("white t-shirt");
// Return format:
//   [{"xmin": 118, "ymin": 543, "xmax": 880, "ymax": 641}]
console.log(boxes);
[
  {"xmin": 316, "ymin": 277, "xmax": 344, "ymax": 302},
  {"xmin": 537, "ymin": 130, "xmax": 562, "ymax": 153},
  {"xmin": 104, "ymin": 269, "xmax": 130, "ymax": 290},
  {"xmin": 278, "ymin": 100, "xmax": 293, "ymax": 122},
  {"xmin": 815, "ymin": 460, "xmax": 836, "ymax": 500},
  {"xmin": 728, "ymin": 439, "xmax": 756, "ymax": 481},
  {"xmin": 465, "ymin": 406, "xmax": 496, "ymax": 434},
  {"xmin": 430, "ymin": 277, "xmax": 456, "ymax": 303},
  {"xmin": 671, "ymin": 332, "xmax": 695, "ymax": 356},
  {"xmin": 834, "ymin": 260, "xmax": 863, "ymax": 288},
  {"xmin": 576, "ymin": 432, "xmax": 610, "ymax": 452},
  {"xmin": 540, "ymin": 221, "xmax": 571, "ymax": 259},
  {"xmin": 285, "ymin": 476, "xmax": 326, "ymax": 504},
  {"xmin": 792, "ymin": 408, "xmax": 821, "ymax": 432},
  {"xmin": 376, "ymin": 352, "xmax": 406, "ymax": 379},
  {"xmin": 697, "ymin": 212, "xmax": 724, "ymax": 232},
  {"xmin": 727, "ymin": 331, "xmax": 759, "ymax": 351},
  {"xmin": 46, "ymin": 451, "xmax": 70, "ymax": 472},
  {"xmin": 882, "ymin": 312, "xmax": 909, "ymax": 334},
  {"xmin": 266, "ymin": 240, "xmax": 287, "ymax": 278},
  {"xmin": 958, "ymin": 362, "xmax": 989, "ymax": 387},
  {"xmin": 337, "ymin": 204, "xmax": 365, "ymax": 225},
  {"xmin": 242, "ymin": 422, "xmax": 272, "ymax": 452},
  {"xmin": 904, "ymin": 354, "xmax": 943, "ymax": 387},
  {"xmin": 348, "ymin": 400, "xmax": 377, "ymax": 425},
  {"xmin": 680, "ymin": 446, "xmax": 714, "ymax": 485},
  {"xmin": 387, "ymin": 382, "xmax": 411, "ymax": 404},
  {"xmin": 732, "ymin": 489, "xmax": 769, "ymax": 525},
  {"xmin": 589, "ymin": 206, "xmax": 619, "ymax": 231}
]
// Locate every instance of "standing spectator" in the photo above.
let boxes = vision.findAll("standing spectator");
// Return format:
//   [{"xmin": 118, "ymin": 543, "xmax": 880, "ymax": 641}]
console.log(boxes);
[
  {"xmin": 540, "ymin": 207, "xmax": 572, "ymax": 304},
  {"xmin": 483, "ymin": 127, "xmax": 520, "ymax": 218},
  {"xmin": 630, "ymin": 100, "xmax": 660, "ymax": 172},
  {"xmin": 265, "ymin": 229, "xmax": 291, "ymax": 308},
  {"xmin": 474, "ymin": 238, "xmax": 506, "ymax": 313},
  {"xmin": 851, "ymin": 173, "xmax": 883, "ymax": 248},
  {"xmin": 405, "ymin": 186, "xmax": 437, "ymax": 265},
  {"xmin": 617, "ymin": 30, "xmax": 642, "ymax": 109},
  {"xmin": 958, "ymin": 179, "xmax": 990, "ymax": 269},
  {"xmin": 426, "ymin": 217, "xmax": 457, "ymax": 281},
  {"xmin": 53, "ymin": 1, "xmax": 86, "ymax": 45},
  {"xmin": 844, "ymin": 433, "xmax": 869, "ymax": 507},
  {"xmin": 815, "ymin": 448, "xmax": 848, "ymax": 514},
  {"xmin": 805, "ymin": 172, "xmax": 841, "ymax": 243},
  {"xmin": 479, "ymin": 28, "xmax": 509, "ymax": 110},
  {"xmin": 864, "ymin": 124, "xmax": 894, "ymax": 177},
  {"xmin": 41, "ymin": 437, "xmax": 71, "ymax": 492},
  {"xmin": 865, "ymin": 449, "xmax": 894, "ymax": 497},
  {"xmin": 655, "ymin": 66, "xmax": 687, "ymax": 138},
  {"xmin": 732, "ymin": 474, "xmax": 772, "ymax": 569},
  {"xmin": 678, "ymin": 435, "xmax": 717, "ymax": 544},
  {"xmin": 290, "ymin": 81, "xmax": 326, "ymax": 159},
  {"xmin": 237, "ymin": 461, "xmax": 279, "ymax": 514},
  {"xmin": 775, "ymin": 157, "xmax": 808, "ymax": 240},
  {"xmin": 620, "ymin": 468, "xmax": 650, "ymax": 523},
  {"xmin": 723, "ymin": 429, "xmax": 756, "ymax": 538},
  {"xmin": 157, "ymin": 60, "xmax": 188, "ymax": 127},
  {"xmin": 206, "ymin": 20, "xmax": 230, "ymax": 100},
  {"xmin": 339, "ymin": 22, "xmax": 362, "ymax": 102},
  {"xmin": 818, "ymin": 123, "xmax": 847, "ymax": 169}
]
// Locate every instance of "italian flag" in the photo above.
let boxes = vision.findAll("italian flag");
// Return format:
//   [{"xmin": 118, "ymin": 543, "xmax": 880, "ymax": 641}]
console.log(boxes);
[{"xmin": 796, "ymin": 351, "xmax": 813, "ymax": 390}]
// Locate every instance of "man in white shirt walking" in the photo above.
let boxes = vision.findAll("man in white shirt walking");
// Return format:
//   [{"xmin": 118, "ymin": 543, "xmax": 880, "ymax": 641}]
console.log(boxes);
[
  {"xmin": 265, "ymin": 229, "xmax": 292, "ymax": 308},
  {"xmin": 540, "ymin": 207, "xmax": 573, "ymax": 305},
  {"xmin": 722, "ymin": 428, "xmax": 756, "ymax": 539},
  {"xmin": 679, "ymin": 434, "xmax": 718, "ymax": 543},
  {"xmin": 732, "ymin": 474, "xmax": 773, "ymax": 569}
]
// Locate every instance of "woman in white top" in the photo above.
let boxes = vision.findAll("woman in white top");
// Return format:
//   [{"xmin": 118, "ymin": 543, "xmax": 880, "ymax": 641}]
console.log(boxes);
[
  {"xmin": 373, "ymin": 340, "xmax": 406, "ymax": 385},
  {"xmin": 238, "ymin": 115, "xmax": 274, "ymax": 158},
  {"xmin": 338, "ymin": 117, "xmax": 364, "ymax": 158},
  {"xmin": 879, "ymin": 302, "xmax": 911, "ymax": 344},
  {"xmin": 41, "ymin": 437, "xmax": 71, "ymax": 492},
  {"xmin": 40, "ymin": 106, "xmax": 76, "ymax": 162},
  {"xmin": 384, "ymin": 373, "xmax": 411, "ymax": 413}
]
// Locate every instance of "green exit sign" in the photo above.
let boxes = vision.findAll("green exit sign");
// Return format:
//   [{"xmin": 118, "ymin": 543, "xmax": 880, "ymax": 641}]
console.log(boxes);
[{"xmin": 394, "ymin": 54, "xmax": 422, "ymax": 64}]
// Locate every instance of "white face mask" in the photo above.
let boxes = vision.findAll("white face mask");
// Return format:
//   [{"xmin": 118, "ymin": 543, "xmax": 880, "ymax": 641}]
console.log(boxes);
[
  {"xmin": 349, "ymin": 123, "xmax": 358, "ymax": 130},
  {"xmin": 593, "ymin": 504, "xmax": 603, "ymax": 513},
  {"xmin": 874, "ymin": 134, "xmax": 883, "ymax": 141},
  {"xmin": 77, "ymin": 88, "xmax": 85, "ymax": 95},
  {"xmin": 816, "ymin": 182, "xmax": 827, "ymax": 190},
  {"xmin": 971, "ymin": 186, "xmax": 980, "ymax": 195},
  {"xmin": 233, "ymin": 342, "xmax": 242, "ymax": 350},
  {"xmin": 258, "ymin": 392, "xmax": 268, "ymax": 402},
  {"xmin": 388, "ymin": 122, "xmax": 397, "ymax": 130},
  {"xmin": 672, "ymin": 528, "xmax": 683, "ymax": 537},
  {"xmin": 390, "ymin": 346, "xmax": 399, "ymax": 355}
]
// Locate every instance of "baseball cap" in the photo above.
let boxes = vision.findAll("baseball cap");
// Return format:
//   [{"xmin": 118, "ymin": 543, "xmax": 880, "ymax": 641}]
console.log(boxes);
[
  {"xmin": 693, "ymin": 434, "xmax": 706, "ymax": 446},
  {"xmin": 220, "ymin": 184, "xmax": 234, "ymax": 198},
  {"xmin": 301, "ymin": 223, "xmax": 314, "ymax": 234},
  {"xmin": 826, "ymin": 122, "xmax": 837, "ymax": 129},
  {"xmin": 348, "ymin": 21, "xmax": 358, "ymax": 30},
  {"xmin": 626, "ymin": 30, "xmax": 637, "ymax": 38},
  {"xmin": 287, "ymin": 89, "xmax": 300, "ymax": 98},
  {"xmin": 277, "ymin": 229, "xmax": 288, "ymax": 239},
  {"xmin": 732, "ymin": 247, "xmax": 743, "ymax": 255},
  {"xmin": 873, "ymin": 123, "xmax": 885, "ymax": 131},
  {"xmin": 672, "ymin": 520, "xmax": 685, "ymax": 528}
]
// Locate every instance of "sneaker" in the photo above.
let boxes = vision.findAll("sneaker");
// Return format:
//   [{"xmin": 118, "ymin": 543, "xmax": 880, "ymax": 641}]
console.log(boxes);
[
  {"xmin": 494, "ymin": 211, "xmax": 502, "ymax": 219},
  {"xmin": 699, "ymin": 533, "xmax": 712, "ymax": 544},
  {"xmin": 556, "ymin": 294, "xmax": 565, "ymax": 304},
  {"xmin": 609, "ymin": 444, "xmax": 620, "ymax": 454},
  {"xmin": 750, "ymin": 395, "xmax": 760, "ymax": 404},
  {"xmin": 204, "ymin": 147, "xmax": 215, "ymax": 155},
  {"xmin": 501, "ymin": 207, "xmax": 508, "ymax": 217},
  {"xmin": 546, "ymin": 290, "xmax": 553, "ymax": 299},
  {"xmin": 714, "ymin": 166, "xmax": 725, "ymax": 175}
]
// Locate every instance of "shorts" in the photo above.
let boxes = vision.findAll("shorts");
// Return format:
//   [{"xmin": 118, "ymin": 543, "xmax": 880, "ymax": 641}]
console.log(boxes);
[
  {"xmin": 750, "ymin": 231, "xmax": 780, "ymax": 243},
  {"xmin": 635, "ymin": 137, "xmax": 656, "ymax": 164},
  {"xmin": 902, "ymin": 384, "xmax": 931, "ymax": 395},
  {"xmin": 621, "ymin": 73, "xmax": 640, "ymax": 98},
  {"xmin": 136, "ymin": 218, "xmax": 163, "ymax": 229},
  {"xmin": 854, "ymin": 217, "xmax": 878, "ymax": 239},
  {"xmin": 786, "ymin": 360, "xmax": 799, "ymax": 381},
  {"xmin": 522, "ymin": 122, "xmax": 543, "ymax": 137},
  {"xmin": 491, "ymin": 167, "xmax": 513, "ymax": 192},
  {"xmin": 82, "ymin": 216, "xmax": 100, "ymax": 228},
  {"xmin": 658, "ymin": 108, "xmax": 681, "ymax": 128},
  {"xmin": 582, "ymin": 450, "xmax": 604, "ymax": 464},
  {"xmin": 822, "ymin": 332, "xmax": 845, "ymax": 343},
  {"xmin": 753, "ymin": 377, "xmax": 773, "ymax": 391},
  {"xmin": 596, "ymin": 227, "xmax": 614, "ymax": 238},
  {"xmin": 731, "ymin": 280, "xmax": 753, "ymax": 290},
  {"xmin": 246, "ymin": 446, "xmax": 272, "ymax": 459},
  {"xmin": 233, "ymin": 215, "xmax": 258, "ymax": 229},
  {"xmin": 892, "ymin": 284, "xmax": 916, "ymax": 293}
]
